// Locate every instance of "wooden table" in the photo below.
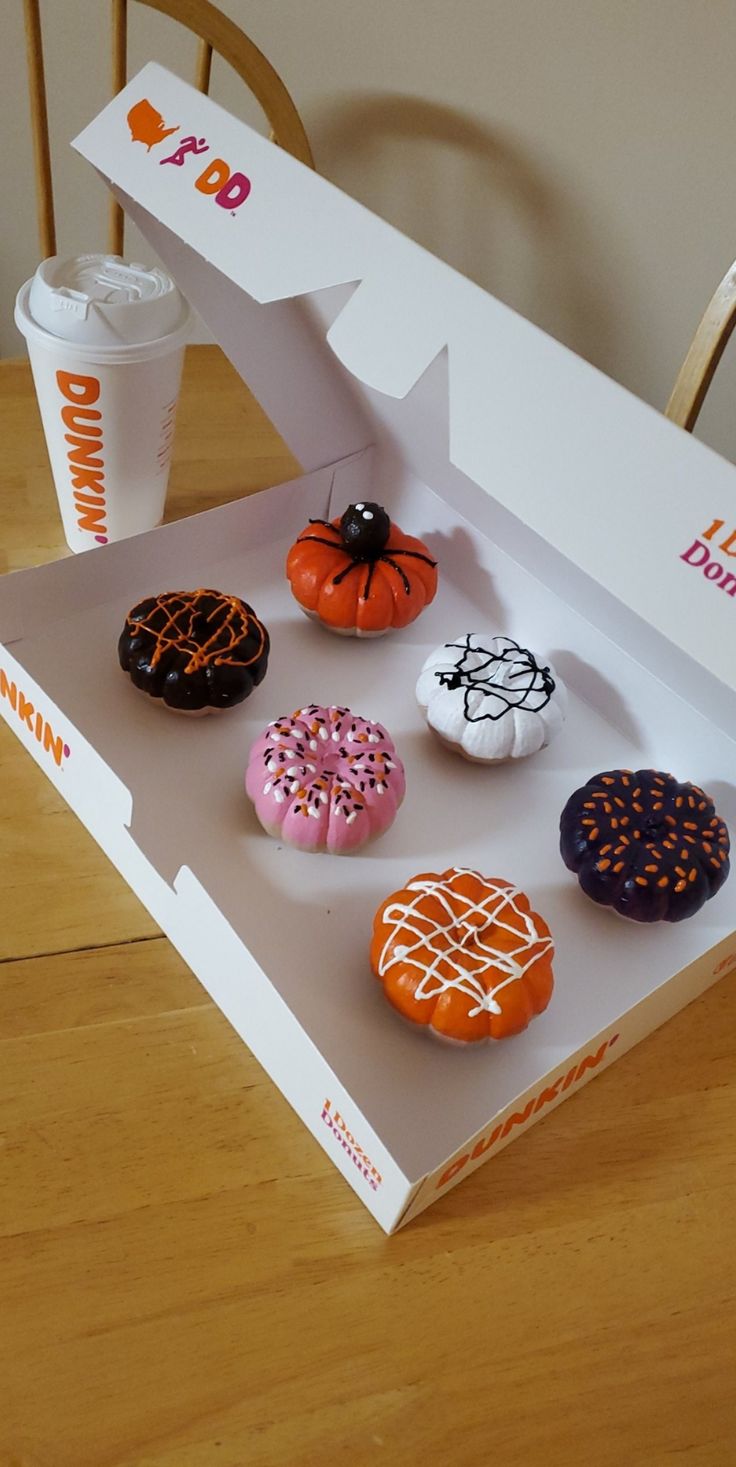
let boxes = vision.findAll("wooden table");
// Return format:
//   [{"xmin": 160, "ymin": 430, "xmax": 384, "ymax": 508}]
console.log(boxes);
[{"xmin": 2, "ymin": 347, "xmax": 735, "ymax": 1467}]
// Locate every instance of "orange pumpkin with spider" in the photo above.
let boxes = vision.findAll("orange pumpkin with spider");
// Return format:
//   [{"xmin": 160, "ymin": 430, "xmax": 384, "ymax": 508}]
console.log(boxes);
[{"xmin": 286, "ymin": 502, "xmax": 438, "ymax": 636}]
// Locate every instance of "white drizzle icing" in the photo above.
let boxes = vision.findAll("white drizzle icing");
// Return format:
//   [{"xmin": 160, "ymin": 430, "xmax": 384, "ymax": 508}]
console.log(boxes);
[{"xmin": 377, "ymin": 868, "xmax": 552, "ymax": 1018}]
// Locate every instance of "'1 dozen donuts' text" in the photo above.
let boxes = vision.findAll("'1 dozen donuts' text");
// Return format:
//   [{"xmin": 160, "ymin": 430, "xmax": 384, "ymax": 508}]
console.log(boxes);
[{"xmin": 681, "ymin": 515, "xmax": 736, "ymax": 601}]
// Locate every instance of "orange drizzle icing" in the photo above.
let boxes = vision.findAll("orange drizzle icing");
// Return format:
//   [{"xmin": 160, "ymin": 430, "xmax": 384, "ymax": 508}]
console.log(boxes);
[{"xmin": 128, "ymin": 590, "xmax": 266, "ymax": 676}]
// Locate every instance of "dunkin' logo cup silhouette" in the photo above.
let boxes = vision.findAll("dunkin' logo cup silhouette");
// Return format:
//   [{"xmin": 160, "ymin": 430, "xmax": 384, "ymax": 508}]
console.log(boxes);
[
  {"xmin": 127, "ymin": 98, "xmax": 179, "ymax": 150},
  {"xmin": 15, "ymin": 254, "xmax": 190, "ymax": 553}
]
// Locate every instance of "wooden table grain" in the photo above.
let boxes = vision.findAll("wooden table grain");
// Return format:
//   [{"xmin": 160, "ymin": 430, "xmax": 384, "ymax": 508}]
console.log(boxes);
[{"xmin": 1, "ymin": 346, "xmax": 735, "ymax": 1467}]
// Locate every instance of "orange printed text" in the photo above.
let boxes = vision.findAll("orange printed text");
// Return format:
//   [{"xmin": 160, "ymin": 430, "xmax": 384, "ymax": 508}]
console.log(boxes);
[
  {"xmin": 0, "ymin": 667, "xmax": 70, "ymax": 767},
  {"xmin": 321, "ymin": 1100, "xmax": 382, "ymax": 1190},
  {"xmin": 57, "ymin": 370, "xmax": 109, "ymax": 544},
  {"xmin": 436, "ymin": 1031, "xmax": 620, "ymax": 1190}
]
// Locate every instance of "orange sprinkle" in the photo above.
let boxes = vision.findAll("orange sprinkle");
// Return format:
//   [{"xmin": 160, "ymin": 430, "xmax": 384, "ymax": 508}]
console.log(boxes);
[
  {"xmin": 598, "ymin": 859, "xmax": 611, "ymax": 871},
  {"xmin": 589, "ymin": 828, "xmax": 600, "ymax": 841},
  {"xmin": 688, "ymin": 869, "xmax": 697, "ymax": 882},
  {"xmin": 657, "ymin": 876, "xmax": 669, "ymax": 888},
  {"xmin": 599, "ymin": 844, "xmax": 613, "ymax": 856},
  {"xmin": 644, "ymin": 864, "xmax": 658, "ymax": 873},
  {"xmin": 635, "ymin": 877, "xmax": 648, "ymax": 887},
  {"xmin": 613, "ymin": 861, "xmax": 625, "ymax": 873},
  {"xmin": 675, "ymin": 879, "xmax": 687, "ymax": 893}
]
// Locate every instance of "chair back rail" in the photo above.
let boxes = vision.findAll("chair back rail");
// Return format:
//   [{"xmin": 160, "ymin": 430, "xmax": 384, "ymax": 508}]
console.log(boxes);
[{"xmin": 666, "ymin": 262, "xmax": 736, "ymax": 433}]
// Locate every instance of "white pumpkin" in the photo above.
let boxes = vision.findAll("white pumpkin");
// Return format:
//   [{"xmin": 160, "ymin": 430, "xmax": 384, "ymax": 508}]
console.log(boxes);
[{"xmin": 416, "ymin": 633, "xmax": 567, "ymax": 762}]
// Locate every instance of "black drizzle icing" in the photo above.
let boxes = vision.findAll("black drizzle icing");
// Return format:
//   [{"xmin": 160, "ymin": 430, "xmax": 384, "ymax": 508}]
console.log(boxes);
[{"xmin": 435, "ymin": 635, "xmax": 555, "ymax": 722}]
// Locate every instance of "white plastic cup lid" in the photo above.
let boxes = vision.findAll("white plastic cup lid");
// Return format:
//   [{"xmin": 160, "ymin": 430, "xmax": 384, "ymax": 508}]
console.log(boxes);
[{"xmin": 24, "ymin": 253, "xmax": 187, "ymax": 348}]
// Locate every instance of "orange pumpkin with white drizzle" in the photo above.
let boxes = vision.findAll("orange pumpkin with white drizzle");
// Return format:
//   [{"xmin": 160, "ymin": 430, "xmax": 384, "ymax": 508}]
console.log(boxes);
[{"xmin": 371, "ymin": 866, "xmax": 554, "ymax": 1043}]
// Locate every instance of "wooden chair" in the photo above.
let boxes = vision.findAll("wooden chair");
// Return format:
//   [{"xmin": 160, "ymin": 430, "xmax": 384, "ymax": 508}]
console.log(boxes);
[
  {"xmin": 666, "ymin": 260, "xmax": 736, "ymax": 432},
  {"xmin": 23, "ymin": 0, "xmax": 314, "ymax": 262}
]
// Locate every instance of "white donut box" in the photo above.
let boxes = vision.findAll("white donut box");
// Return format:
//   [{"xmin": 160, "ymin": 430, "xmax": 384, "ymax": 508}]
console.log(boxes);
[{"xmin": 2, "ymin": 64, "xmax": 735, "ymax": 1233}]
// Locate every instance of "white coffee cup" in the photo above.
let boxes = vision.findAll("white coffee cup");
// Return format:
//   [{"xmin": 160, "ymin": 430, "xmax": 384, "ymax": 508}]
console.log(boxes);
[{"xmin": 15, "ymin": 254, "xmax": 191, "ymax": 553}]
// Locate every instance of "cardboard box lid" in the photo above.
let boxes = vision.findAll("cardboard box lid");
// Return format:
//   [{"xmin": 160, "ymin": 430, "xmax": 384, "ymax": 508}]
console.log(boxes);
[{"xmin": 73, "ymin": 63, "xmax": 736, "ymax": 701}]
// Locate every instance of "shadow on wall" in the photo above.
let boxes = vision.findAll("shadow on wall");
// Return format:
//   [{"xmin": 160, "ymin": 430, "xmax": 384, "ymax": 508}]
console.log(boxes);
[{"xmin": 312, "ymin": 92, "xmax": 622, "ymax": 381}]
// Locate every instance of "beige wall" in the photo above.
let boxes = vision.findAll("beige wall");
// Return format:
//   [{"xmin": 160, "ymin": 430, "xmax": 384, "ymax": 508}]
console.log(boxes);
[{"xmin": 5, "ymin": 0, "xmax": 736, "ymax": 462}]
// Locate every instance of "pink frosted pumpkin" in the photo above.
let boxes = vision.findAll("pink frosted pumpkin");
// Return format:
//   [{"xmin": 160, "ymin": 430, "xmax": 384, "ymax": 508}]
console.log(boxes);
[{"xmin": 245, "ymin": 703, "xmax": 405, "ymax": 854}]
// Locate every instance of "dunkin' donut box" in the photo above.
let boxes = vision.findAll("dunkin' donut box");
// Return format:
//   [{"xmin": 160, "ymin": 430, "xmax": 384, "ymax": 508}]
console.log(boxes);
[{"xmin": 2, "ymin": 65, "xmax": 736, "ymax": 1233}]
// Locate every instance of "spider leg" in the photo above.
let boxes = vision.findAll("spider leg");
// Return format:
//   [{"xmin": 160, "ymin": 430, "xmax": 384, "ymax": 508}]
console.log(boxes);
[
  {"xmin": 360, "ymin": 559, "xmax": 377, "ymax": 600},
  {"xmin": 383, "ymin": 546, "xmax": 437, "ymax": 568},
  {"xmin": 380, "ymin": 554, "xmax": 412, "ymax": 594},
  {"xmin": 297, "ymin": 534, "xmax": 345, "ymax": 550},
  {"xmin": 331, "ymin": 559, "xmax": 364, "ymax": 588}
]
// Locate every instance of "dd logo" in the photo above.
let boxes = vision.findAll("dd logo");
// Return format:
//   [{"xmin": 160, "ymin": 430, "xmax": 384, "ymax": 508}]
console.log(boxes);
[{"xmin": 159, "ymin": 132, "xmax": 251, "ymax": 211}]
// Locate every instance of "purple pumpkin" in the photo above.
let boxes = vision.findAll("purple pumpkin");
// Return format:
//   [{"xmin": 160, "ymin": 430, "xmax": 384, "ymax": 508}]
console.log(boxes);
[{"xmin": 560, "ymin": 769, "xmax": 730, "ymax": 923}]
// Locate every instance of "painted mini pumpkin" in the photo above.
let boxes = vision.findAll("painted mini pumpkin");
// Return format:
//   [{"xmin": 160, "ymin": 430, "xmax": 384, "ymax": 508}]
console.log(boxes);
[
  {"xmin": 286, "ymin": 501, "xmax": 438, "ymax": 636},
  {"xmin": 560, "ymin": 769, "xmax": 730, "ymax": 922},
  {"xmin": 371, "ymin": 866, "xmax": 554, "ymax": 1043},
  {"xmin": 245, "ymin": 703, "xmax": 405, "ymax": 854},
  {"xmin": 119, "ymin": 588, "xmax": 269, "ymax": 713},
  {"xmin": 416, "ymin": 633, "xmax": 567, "ymax": 762}
]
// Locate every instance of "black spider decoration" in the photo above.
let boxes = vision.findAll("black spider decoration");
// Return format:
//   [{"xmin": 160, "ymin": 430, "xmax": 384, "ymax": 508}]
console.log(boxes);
[{"xmin": 296, "ymin": 501, "xmax": 437, "ymax": 599}]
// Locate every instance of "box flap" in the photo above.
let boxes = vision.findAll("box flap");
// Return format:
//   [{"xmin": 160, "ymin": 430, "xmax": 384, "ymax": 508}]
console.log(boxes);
[{"xmin": 73, "ymin": 63, "xmax": 736, "ymax": 698}]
